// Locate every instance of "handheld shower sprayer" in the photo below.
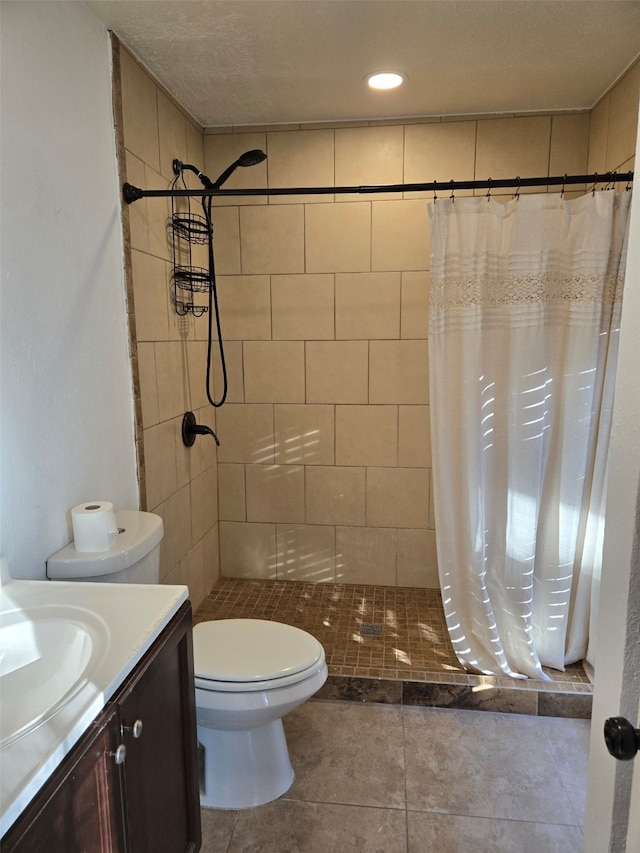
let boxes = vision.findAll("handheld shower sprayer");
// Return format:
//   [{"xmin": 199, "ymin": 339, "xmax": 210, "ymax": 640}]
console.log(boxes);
[
  {"xmin": 173, "ymin": 149, "xmax": 266, "ymax": 190},
  {"xmin": 171, "ymin": 149, "xmax": 267, "ymax": 425}
]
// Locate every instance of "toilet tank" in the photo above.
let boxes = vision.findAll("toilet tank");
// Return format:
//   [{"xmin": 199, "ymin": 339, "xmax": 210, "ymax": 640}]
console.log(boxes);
[{"xmin": 47, "ymin": 510, "xmax": 163, "ymax": 584}]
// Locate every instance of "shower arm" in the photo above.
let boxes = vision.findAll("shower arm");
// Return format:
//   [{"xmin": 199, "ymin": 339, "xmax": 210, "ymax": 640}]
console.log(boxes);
[{"xmin": 123, "ymin": 171, "xmax": 632, "ymax": 204}]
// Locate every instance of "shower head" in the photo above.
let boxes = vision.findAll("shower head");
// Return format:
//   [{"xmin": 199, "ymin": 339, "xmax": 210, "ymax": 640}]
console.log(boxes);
[
  {"xmin": 209, "ymin": 149, "xmax": 267, "ymax": 190},
  {"xmin": 173, "ymin": 150, "xmax": 267, "ymax": 191}
]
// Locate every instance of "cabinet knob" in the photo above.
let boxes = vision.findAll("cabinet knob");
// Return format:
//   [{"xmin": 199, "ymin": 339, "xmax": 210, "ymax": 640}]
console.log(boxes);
[
  {"xmin": 111, "ymin": 744, "xmax": 127, "ymax": 765},
  {"xmin": 122, "ymin": 719, "xmax": 144, "ymax": 739}
]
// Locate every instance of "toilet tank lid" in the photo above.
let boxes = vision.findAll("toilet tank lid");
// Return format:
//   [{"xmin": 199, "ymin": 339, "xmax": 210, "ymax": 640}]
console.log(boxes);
[
  {"xmin": 193, "ymin": 619, "xmax": 324, "ymax": 682},
  {"xmin": 46, "ymin": 510, "xmax": 163, "ymax": 578}
]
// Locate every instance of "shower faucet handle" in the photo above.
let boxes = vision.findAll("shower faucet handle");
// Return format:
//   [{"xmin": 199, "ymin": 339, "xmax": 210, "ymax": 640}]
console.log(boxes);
[{"xmin": 181, "ymin": 411, "xmax": 220, "ymax": 447}]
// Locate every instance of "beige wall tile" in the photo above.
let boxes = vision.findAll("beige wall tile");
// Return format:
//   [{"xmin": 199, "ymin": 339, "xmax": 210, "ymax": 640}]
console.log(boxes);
[
  {"xmin": 336, "ymin": 272, "xmax": 401, "ymax": 339},
  {"xmin": 143, "ymin": 166, "xmax": 172, "ymax": 261},
  {"xmin": 175, "ymin": 406, "xmax": 214, "ymax": 488},
  {"xmin": 203, "ymin": 131, "xmax": 268, "ymax": 206},
  {"xmin": 120, "ymin": 47, "xmax": 159, "ymax": 171},
  {"xmin": 607, "ymin": 60, "xmax": 640, "ymax": 170},
  {"xmin": 131, "ymin": 250, "xmax": 170, "ymax": 342},
  {"xmin": 267, "ymin": 128, "xmax": 335, "ymax": 203},
  {"xmin": 185, "ymin": 340, "xmax": 209, "ymax": 411},
  {"xmin": 335, "ymin": 125, "xmax": 404, "ymax": 200},
  {"xmin": 240, "ymin": 205, "xmax": 305, "ymax": 273},
  {"xmin": 588, "ymin": 97, "xmax": 610, "ymax": 174},
  {"xmin": 245, "ymin": 464, "xmax": 305, "ymax": 523},
  {"xmin": 210, "ymin": 339, "xmax": 245, "ymax": 403},
  {"xmin": 125, "ymin": 151, "xmax": 149, "ymax": 251},
  {"xmin": 305, "ymin": 202, "xmax": 371, "ymax": 273},
  {"xmin": 137, "ymin": 342, "xmax": 159, "ymax": 427},
  {"xmin": 336, "ymin": 526, "xmax": 397, "ymax": 585},
  {"xmin": 211, "ymin": 206, "xmax": 241, "ymax": 274},
  {"xmin": 429, "ymin": 470, "xmax": 436, "ymax": 529},
  {"xmin": 219, "ymin": 521, "xmax": 277, "ymax": 578},
  {"xmin": 306, "ymin": 341, "xmax": 369, "ymax": 403},
  {"xmin": 306, "ymin": 466, "xmax": 366, "ymax": 526},
  {"xmin": 367, "ymin": 467, "xmax": 429, "ymax": 528},
  {"xmin": 401, "ymin": 271, "xmax": 430, "ymax": 339},
  {"xmin": 404, "ymin": 121, "xmax": 476, "ymax": 197},
  {"xmin": 370, "ymin": 340, "xmax": 429, "ymax": 404},
  {"xmin": 276, "ymin": 524, "xmax": 336, "ymax": 582},
  {"xmin": 475, "ymin": 116, "xmax": 552, "ymax": 190},
  {"xmin": 186, "ymin": 119, "xmax": 205, "ymax": 176},
  {"xmin": 182, "ymin": 538, "xmax": 206, "ymax": 611},
  {"xmin": 216, "ymin": 403, "xmax": 274, "ymax": 464},
  {"xmin": 157, "ymin": 90, "xmax": 188, "ymax": 181},
  {"xmin": 202, "ymin": 523, "xmax": 220, "ymax": 593},
  {"xmin": 244, "ymin": 341, "xmax": 305, "ymax": 403},
  {"xmin": 217, "ymin": 275, "xmax": 271, "ymax": 340},
  {"xmin": 397, "ymin": 529, "xmax": 439, "ymax": 588},
  {"xmin": 144, "ymin": 420, "xmax": 179, "ymax": 509},
  {"xmin": 274, "ymin": 404, "xmax": 335, "ymax": 466},
  {"xmin": 335, "ymin": 405, "xmax": 398, "ymax": 466},
  {"xmin": 398, "ymin": 406, "xmax": 431, "ymax": 468},
  {"xmin": 157, "ymin": 485, "xmax": 191, "ymax": 579},
  {"xmin": 218, "ymin": 463, "xmax": 246, "ymax": 521},
  {"xmin": 548, "ymin": 114, "xmax": 590, "ymax": 183},
  {"xmin": 272, "ymin": 274, "xmax": 335, "ymax": 340},
  {"xmin": 155, "ymin": 341, "xmax": 189, "ymax": 421},
  {"xmin": 371, "ymin": 199, "xmax": 430, "ymax": 271},
  {"xmin": 191, "ymin": 466, "xmax": 218, "ymax": 543}
]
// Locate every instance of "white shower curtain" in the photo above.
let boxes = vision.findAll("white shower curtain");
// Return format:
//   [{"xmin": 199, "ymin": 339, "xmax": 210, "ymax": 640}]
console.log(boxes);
[{"xmin": 428, "ymin": 190, "xmax": 631, "ymax": 679}]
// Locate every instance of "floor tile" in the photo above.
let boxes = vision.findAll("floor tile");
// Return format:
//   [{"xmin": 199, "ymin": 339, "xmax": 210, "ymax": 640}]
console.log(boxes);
[
  {"xmin": 200, "ymin": 807, "xmax": 237, "ymax": 851},
  {"xmin": 539, "ymin": 716, "xmax": 591, "ymax": 825},
  {"xmin": 407, "ymin": 811, "xmax": 583, "ymax": 853},
  {"xmin": 284, "ymin": 700, "xmax": 406, "ymax": 808},
  {"xmin": 226, "ymin": 800, "xmax": 408, "ymax": 853},
  {"xmin": 403, "ymin": 707, "xmax": 577, "ymax": 824}
]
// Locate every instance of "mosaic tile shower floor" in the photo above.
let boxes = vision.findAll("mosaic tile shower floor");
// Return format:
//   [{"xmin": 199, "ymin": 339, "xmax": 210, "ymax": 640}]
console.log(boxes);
[{"xmin": 193, "ymin": 578, "xmax": 592, "ymax": 714}]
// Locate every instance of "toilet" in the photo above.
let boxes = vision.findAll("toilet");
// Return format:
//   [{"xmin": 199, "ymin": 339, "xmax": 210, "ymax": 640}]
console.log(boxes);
[
  {"xmin": 193, "ymin": 618, "xmax": 327, "ymax": 809},
  {"xmin": 46, "ymin": 508, "xmax": 327, "ymax": 810}
]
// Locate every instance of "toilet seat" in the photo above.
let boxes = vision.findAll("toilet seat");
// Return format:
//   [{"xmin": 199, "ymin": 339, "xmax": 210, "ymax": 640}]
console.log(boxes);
[{"xmin": 193, "ymin": 619, "xmax": 325, "ymax": 693}]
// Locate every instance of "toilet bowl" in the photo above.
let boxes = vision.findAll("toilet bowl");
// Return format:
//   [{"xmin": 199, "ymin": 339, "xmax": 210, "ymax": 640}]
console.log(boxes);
[{"xmin": 193, "ymin": 618, "xmax": 327, "ymax": 809}]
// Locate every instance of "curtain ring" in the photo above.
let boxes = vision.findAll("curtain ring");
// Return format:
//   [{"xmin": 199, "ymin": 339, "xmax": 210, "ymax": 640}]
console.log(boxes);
[
  {"xmin": 561, "ymin": 174, "xmax": 567, "ymax": 198},
  {"xmin": 514, "ymin": 176, "xmax": 520, "ymax": 201},
  {"xmin": 450, "ymin": 180, "xmax": 455, "ymax": 203},
  {"xmin": 626, "ymin": 171, "xmax": 633, "ymax": 192},
  {"xmin": 486, "ymin": 178, "xmax": 492, "ymax": 201},
  {"xmin": 592, "ymin": 172, "xmax": 598, "ymax": 196},
  {"xmin": 433, "ymin": 179, "xmax": 438, "ymax": 204}
]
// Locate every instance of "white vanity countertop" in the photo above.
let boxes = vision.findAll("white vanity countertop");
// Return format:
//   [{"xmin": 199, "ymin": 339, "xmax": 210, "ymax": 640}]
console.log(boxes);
[{"xmin": 0, "ymin": 579, "xmax": 189, "ymax": 838}]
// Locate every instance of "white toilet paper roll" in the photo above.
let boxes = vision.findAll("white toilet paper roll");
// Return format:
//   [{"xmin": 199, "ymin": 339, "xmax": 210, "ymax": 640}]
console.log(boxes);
[{"xmin": 71, "ymin": 501, "xmax": 118, "ymax": 552}]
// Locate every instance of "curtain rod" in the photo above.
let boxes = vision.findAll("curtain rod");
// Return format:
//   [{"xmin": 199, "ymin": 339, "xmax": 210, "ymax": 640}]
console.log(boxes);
[{"xmin": 123, "ymin": 171, "xmax": 633, "ymax": 204}]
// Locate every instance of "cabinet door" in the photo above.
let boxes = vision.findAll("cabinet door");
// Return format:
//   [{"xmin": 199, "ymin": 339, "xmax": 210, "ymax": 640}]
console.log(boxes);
[
  {"xmin": 116, "ymin": 602, "xmax": 201, "ymax": 853},
  {"xmin": 2, "ymin": 706, "xmax": 126, "ymax": 853}
]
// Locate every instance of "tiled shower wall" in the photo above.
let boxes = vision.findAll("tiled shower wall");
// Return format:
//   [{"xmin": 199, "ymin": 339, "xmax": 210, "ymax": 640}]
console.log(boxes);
[
  {"xmin": 116, "ymin": 43, "xmax": 220, "ymax": 608},
  {"xmin": 202, "ymin": 115, "xmax": 594, "ymax": 588},
  {"xmin": 117, "ymin": 31, "xmax": 638, "ymax": 604}
]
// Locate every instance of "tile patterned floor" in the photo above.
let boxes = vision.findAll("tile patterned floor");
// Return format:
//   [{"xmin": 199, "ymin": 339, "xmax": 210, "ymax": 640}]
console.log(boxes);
[
  {"xmin": 199, "ymin": 700, "xmax": 588, "ymax": 852},
  {"xmin": 193, "ymin": 578, "xmax": 593, "ymax": 717}
]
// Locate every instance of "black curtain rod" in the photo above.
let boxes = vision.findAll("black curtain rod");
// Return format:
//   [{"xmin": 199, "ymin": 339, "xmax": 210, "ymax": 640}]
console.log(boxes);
[{"xmin": 123, "ymin": 171, "xmax": 633, "ymax": 204}]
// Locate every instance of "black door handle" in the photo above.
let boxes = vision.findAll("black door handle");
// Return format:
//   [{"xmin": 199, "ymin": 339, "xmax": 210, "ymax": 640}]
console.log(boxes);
[{"xmin": 604, "ymin": 717, "xmax": 640, "ymax": 761}]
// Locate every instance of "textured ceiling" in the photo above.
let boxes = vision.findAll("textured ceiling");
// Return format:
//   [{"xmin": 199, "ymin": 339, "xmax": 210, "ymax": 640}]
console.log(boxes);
[{"xmin": 86, "ymin": 0, "xmax": 640, "ymax": 127}]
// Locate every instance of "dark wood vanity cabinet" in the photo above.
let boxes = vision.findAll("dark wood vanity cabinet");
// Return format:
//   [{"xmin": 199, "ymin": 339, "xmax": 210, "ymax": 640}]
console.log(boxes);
[{"xmin": 2, "ymin": 602, "xmax": 201, "ymax": 853}]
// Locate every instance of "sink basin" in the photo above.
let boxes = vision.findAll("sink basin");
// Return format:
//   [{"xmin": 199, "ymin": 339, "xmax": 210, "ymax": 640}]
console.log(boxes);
[{"xmin": 0, "ymin": 605, "xmax": 109, "ymax": 747}]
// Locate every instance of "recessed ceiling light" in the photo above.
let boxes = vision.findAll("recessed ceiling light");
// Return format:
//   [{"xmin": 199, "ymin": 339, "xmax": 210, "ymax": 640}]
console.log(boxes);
[{"xmin": 366, "ymin": 72, "xmax": 405, "ymax": 90}]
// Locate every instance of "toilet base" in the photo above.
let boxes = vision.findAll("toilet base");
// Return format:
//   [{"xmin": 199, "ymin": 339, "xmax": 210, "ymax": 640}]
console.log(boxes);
[{"xmin": 198, "ymin": 718, "xmax": 294, "ymax": 809}]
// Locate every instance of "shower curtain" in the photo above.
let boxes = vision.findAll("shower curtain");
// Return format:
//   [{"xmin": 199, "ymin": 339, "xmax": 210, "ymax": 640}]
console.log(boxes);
[{"xmin": 428, "ymin": 190, "xmax": 631, "ymax": 679}]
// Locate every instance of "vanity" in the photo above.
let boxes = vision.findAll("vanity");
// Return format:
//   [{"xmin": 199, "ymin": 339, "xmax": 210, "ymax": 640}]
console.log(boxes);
[{"xmin": 0, "ymin": 577, "xmax": 202, "ymax": 852}]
